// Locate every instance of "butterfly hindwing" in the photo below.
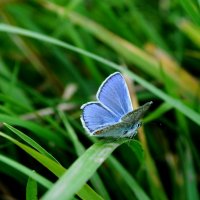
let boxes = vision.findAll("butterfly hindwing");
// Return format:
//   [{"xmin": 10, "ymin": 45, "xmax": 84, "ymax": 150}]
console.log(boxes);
[
  {"xmin": 121, "ymin": 101, "xmax": 153, "ymax": 123},
  {"xmin": 81, "ymin": 102, "xmax": 118, "ymax": 134},
  {"xmin": 97, "ymin": 72, "xmax": 133, "ymax": 118}
]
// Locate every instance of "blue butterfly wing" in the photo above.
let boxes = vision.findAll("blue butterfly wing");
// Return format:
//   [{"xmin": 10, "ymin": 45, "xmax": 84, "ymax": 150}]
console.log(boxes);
[
  {"xmin": 97, "ymin": 72, "xmax": 133, "ymax": 118},
  {"xmin": 81, "ymin": 102, "xmax": 118, "ymax": 134}
]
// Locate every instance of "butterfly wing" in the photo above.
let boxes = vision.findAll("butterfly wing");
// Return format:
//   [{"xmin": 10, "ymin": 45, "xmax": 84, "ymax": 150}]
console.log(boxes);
[
  {"xmin": 81, "ymin": 102, "xmax": 118, "ymax": 135},
  {"xmin": 97, "ymin": 72, "xmax": 133, "ymax": 119},
  {"xmin": 93, "ymin": 101, "xmax": 153, "ymax": 138},
  {"xmin": 93, "ymin": 121, "xmax": 140, "ymax": 138},
  {"xmin": 121, "ymin": 101, "xmax": 153, "ymax": 123}
]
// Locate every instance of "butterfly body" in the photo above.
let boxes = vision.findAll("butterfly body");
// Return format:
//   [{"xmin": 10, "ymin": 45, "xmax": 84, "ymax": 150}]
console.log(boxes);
[
  {"xmin": 93, "ymin": 120, "xmax": 141, "ymax": 138},
  {"xmin": 81, "ymin": 72, "xmax": 152, "ymax": 138}
]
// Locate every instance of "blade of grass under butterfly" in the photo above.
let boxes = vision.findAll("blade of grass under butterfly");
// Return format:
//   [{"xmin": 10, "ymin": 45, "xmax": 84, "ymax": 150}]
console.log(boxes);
[
  {"xmin": 58, "ymin": 111, "xmax": 111, "ymax": 200},
  {"xmin": 60, "ymin": 112, "xmax": 151, "ymax": 200},
  {"xmin": 0, "ymin": 131, "xmax": 104, "ymax": 200},
  {"xmin": 41, "ymin": 139, "xmax": 129, "ymax": 200},
  {"xmin": 86, "ymin": 137, "xmax": 150, "ymax": 200},
  {"xmin": 0, "ymin": 24, "xmax": 199, "ymax": 126},
  {"xmin": 87, "ymin": 132, "xmax": 151, "ymax": 200}
]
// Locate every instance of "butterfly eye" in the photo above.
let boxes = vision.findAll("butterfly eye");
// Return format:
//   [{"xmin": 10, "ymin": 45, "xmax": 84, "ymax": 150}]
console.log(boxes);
[{"xmin": 137, "ymin": 122, "xmax": 142, "ymax": 128}]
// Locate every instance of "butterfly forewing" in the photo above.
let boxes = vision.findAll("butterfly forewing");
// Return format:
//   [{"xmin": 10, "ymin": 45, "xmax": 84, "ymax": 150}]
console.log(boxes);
[
  {"xmin": 81, "ymin": 102, "xmax": 118, "ymax": 134},
  {"xmin": 121, "ymin": 101, "xmax": 153, "ymax": 124},
  {"xmin": 97, "ymin": 72, "xmax": 133, "ymax": 118}
]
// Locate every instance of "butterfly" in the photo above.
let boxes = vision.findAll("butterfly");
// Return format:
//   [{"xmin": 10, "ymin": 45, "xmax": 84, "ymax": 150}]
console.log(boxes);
[{"xmin": 81, "ymin": 72, "xmax": 152, "ymax": 138}]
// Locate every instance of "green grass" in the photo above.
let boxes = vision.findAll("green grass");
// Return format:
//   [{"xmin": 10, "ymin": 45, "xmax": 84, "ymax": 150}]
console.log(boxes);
[{"xmin": 0, "ymin": 0, "xmax": 199, "ymax": 200}]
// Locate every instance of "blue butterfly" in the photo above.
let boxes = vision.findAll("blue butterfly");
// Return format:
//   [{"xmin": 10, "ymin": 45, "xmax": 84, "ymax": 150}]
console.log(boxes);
[{"xmin": 81, "ymin": 72, "xmax": 152, "ymax": 138}]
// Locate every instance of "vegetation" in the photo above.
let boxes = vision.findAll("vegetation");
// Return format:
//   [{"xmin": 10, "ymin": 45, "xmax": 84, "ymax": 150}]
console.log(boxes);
[{"xmin": 0, "ymin": 0, "xmax": 199, "ymax": 199}]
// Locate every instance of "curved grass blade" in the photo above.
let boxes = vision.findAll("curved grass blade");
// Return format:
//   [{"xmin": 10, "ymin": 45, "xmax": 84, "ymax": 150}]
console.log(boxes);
[
  {"xmin": 0, "ymin": 131, "xmax": 104, "ymax": 200},
  {"xmin": 58, "ymin": 111, "xmax": 111, "ymax": 200},
  {"xmin": 41, "ymin": 139, "xmax": 129, "ymax": 200},
  {"xmin": 179, "ymin": 0, "xmax": 200, "ymax": 26},
  {"xmin": 127, "ymin": 140, "xmax": 145, "ymax": 165},
  {"xmin": 0, "ymin": 154, "xmax": 52, "ymax": 189},
  {"xmin": 0, "ymin": 24, "xmax": 199, "ymax": 125},
  {"xmin": 42, "ymin": 1, "xmax": 199, "ymax": 101},
  {"xmin": 66, "ymin": 117, "xmax": 151, "ymax": 200},
  {"xmin": 0, "ymin": 114, "xmax": 66, "ymax": 148},
  {"xmin": 58, "ymin": 111, "xmax": 85, "ymax": 156},
  {"xmin": 4, "ymin": 123, "xmax": 59, "ymax": 163},
  {"xmin": 177, "ymin": 19, "xmax": 200, "ymax": 48}
]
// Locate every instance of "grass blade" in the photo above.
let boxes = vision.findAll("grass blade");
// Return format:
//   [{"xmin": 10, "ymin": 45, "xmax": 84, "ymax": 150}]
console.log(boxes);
[
  {"xmin": 42, "ymin": 1, "xmax": 199, "ymax": 101},
  {"xmin": 0, "ymin": 131, "xmax": 104, "ymax": 200},
  {"xmin": 0, "ymin": 24, "xmax": 199, "ymax": 126},
  {"xmin": 59, "ymin": 111, "xmax": 111, "ymax": 200},
  {"xmin": 180, "ymin": 0, "xmax": 200, "ymax": 26},
  {"xmin": 178, "ymin": 138, "xmax": 199, "ymax": 200},
  {"xmin": 41, "ymin": 139, "xmax": 129, "ymax": 200},
  {"xmin": 26, "ymin": 175, "xmax": 38, "ymax": 200},
  {"xmin": 4, "ymin": 123, "xmax": 59, "ymax": 163},
  {"xmin": 0, "ymin": 154, "xmax": 52, "ymax": 189},
  {"xmin": 0, "ymin": 114, "xmax": 66, "ymax": 148},
  {"xmin": 144, "ymin": 102, "xmax": 173, "ymax": 123},
  {"xmin": 108, "ymin": 156, "xmax": 150, "ymax": 200},
  {"xmin": 177, "ymin": 19, "xmax": 200, "ymax": 48}
]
